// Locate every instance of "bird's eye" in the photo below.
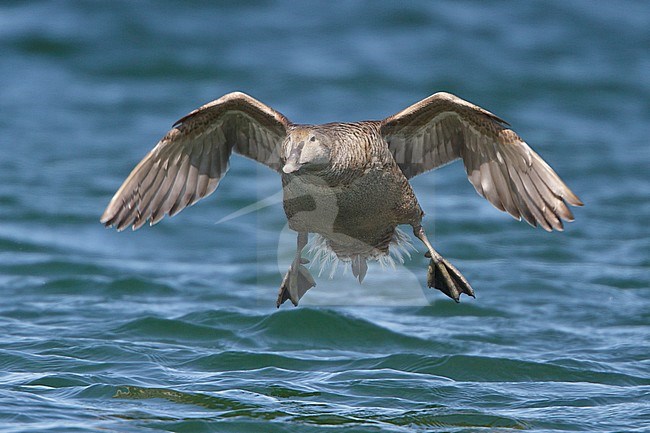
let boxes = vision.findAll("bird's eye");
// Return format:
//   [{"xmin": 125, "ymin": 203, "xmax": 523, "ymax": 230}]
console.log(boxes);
[{"xmin": 310, "ymin": 136, "xmax": 316, "ymax": 142}]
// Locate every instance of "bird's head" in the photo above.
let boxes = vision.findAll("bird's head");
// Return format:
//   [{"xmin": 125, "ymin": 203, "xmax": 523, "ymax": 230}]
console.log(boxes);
[{"xmin": 282, "ymin": 127, "xmax": 331, "ymax": 174}]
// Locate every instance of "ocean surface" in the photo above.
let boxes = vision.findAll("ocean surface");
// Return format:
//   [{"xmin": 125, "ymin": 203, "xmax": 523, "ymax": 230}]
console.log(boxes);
[{"xmin": 1, "ymin": 1, "xmax": 649, "ymax": 432}]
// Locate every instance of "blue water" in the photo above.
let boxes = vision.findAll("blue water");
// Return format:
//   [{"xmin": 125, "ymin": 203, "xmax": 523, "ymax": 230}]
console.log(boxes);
[{"xmin": 1, "ymin": 1, "xmax": 649, "ymax": 432}]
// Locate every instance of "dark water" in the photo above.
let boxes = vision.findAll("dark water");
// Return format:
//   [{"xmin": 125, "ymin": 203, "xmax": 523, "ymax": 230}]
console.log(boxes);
[{"xmin": 1, "ymin": 1, "xmax": 649, "ymax": 431}]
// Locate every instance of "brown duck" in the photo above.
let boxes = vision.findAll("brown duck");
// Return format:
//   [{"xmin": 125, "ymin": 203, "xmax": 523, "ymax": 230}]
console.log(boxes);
[{"xmin": 101, "ymin": 92, "xmax": 582, "ymax": 307}]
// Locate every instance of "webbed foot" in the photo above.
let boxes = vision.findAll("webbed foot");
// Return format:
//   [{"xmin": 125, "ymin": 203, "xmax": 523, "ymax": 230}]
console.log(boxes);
[
  {"xmin": 427, "ymin": 256, "xmax": 474, "ymax": 302},
  {"xmin": 276, "ymin": 259, "xmax": 316, "ymax": 308},
  {"xmin": 414, "ymin": 225, "xmax": 475, "ymax": 302}
]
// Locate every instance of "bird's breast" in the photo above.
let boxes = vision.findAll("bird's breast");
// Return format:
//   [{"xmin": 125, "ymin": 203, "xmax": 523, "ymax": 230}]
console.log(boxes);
[{"xmin": 281, "ymin": 168, "xmax": 421, "ymax": 253}]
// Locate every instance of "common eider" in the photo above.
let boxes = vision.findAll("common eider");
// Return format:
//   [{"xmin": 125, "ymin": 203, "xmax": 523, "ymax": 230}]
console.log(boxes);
[{"xmin": 101, "ymin": 91, "xmax": 582, "ymax": 307}]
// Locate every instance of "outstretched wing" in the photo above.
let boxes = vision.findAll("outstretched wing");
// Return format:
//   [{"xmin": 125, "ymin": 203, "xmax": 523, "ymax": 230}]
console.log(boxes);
[
  {"xmin": 381, "ymin": 92, "xmax": 582, "ymax": 231},
  {"xmin": 101, "ymin": 91, "xmax": 291, "ymax": 231}
]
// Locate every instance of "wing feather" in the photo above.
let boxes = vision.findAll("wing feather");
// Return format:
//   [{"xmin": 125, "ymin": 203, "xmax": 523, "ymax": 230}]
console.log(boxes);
[
  {"xmin": 381, "ymin": 92, "xmax": 582, "ymax": 230},
  {"xmin": 479, "ymin": 160, "xmax": 505, "ymax": 212},
  {"xmin": 195, "ymin": 139, "xmax": 213, "ymax": 198},
  {"xmin": 149, "ymin": 153, "xmax": 183, "ymax": 225},
  {"xmin": 101, "ymin": 92, "xmax": 290, "ymax": 231},
  {"xmin": 489, "ymin": 159, "xmax": 519, "ymax": 219},
  {"xmin": 167, "ymin": 153, "xmax": 191, "ymax": 218}
]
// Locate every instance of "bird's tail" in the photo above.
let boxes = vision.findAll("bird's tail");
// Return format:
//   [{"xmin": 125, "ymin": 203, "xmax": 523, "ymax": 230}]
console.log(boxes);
[{"xmin": 307, "ymin": 227, "xmax": 416, "ymax": 280}]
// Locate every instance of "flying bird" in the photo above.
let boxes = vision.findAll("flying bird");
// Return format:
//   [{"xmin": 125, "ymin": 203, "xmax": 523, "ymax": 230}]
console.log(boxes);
[{"xmin": 101, "ymin": 91, "xmax": 582, "ymax": 307}]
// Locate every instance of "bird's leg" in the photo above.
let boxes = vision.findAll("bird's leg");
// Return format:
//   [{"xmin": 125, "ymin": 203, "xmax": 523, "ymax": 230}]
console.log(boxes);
[
  {"xmin": 412, "ymin": 225, "xmax": 475, "ymax": 302},
  {"xmin": 277, "ymin": 232, "xmax": 316, "ymax": 308}
]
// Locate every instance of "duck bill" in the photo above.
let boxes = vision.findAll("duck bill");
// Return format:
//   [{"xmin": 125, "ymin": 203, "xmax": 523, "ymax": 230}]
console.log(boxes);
[
  {"xmin": 282, "ymin": 147, "xmax": 303, "ymax": 173},
  {"xmin": 282, "ymin": 161, "xmax": 302, "ymax": 174}
]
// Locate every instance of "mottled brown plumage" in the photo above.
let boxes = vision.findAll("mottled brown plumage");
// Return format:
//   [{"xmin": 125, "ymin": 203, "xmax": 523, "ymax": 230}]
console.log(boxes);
[{"xmin": 101, "ymin": 91, "xmax": 582, "ymax": 307}]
